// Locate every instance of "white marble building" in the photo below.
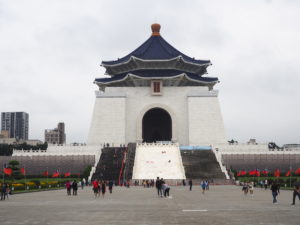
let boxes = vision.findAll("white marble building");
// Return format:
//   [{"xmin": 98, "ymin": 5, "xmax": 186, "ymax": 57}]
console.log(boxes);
[{"xmin": 87, "ymin": 24, "xmax": 226, "ymax": 146}]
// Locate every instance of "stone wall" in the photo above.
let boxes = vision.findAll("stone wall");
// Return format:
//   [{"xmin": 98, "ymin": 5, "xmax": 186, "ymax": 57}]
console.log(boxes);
[{"xmin": 87, "ymin": 86, "xmax": 227, "ymax": 146}]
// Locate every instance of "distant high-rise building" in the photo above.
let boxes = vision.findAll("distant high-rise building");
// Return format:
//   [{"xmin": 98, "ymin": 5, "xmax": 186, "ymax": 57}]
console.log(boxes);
[
  {"xmin": 44, "ymin": 122, "xmax": 66, "ymax": 145},
  {"xmin": 1, "ymin": 112, "xmax": 29, "ymax": 140}
]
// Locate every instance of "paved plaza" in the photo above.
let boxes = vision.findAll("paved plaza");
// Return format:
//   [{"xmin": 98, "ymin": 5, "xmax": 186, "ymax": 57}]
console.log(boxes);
[{"xmin": 0, "ymin": 185, "xmax": 299, "ymax": 225}]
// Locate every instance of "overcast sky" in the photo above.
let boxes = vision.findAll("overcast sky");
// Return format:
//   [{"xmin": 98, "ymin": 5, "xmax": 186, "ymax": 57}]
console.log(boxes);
[{"xmin": 0, "ymin": 0, "xmax": 299, "ymax": 145}]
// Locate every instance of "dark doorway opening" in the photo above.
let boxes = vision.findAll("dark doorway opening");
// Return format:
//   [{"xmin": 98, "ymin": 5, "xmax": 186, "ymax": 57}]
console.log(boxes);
[{"xmin": 142, "ymin": 108, "xmax": 172, "ymax": 142}]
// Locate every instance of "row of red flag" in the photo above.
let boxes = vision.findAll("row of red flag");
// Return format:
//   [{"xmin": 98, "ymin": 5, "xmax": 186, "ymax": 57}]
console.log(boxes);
[
  {"xmin": 3, "ymin": 168, "xmax": 26, "ymax": 176},
  {"xmin": 237, "ymin": 168, "xmax": 300, "ymax": 177},
  {"xmin": 3, "ymin": 168, "xmax": 79, "ymax": 178}
]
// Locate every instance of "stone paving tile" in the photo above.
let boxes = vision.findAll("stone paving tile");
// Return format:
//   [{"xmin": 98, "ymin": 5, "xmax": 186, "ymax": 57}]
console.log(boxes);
[{"xmin": 0, "ymin": 185, "xmax": 299, "ymax": 225}]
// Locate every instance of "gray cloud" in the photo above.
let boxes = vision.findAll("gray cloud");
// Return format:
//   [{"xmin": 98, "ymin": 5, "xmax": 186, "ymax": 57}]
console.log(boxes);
[{"xmin": 0, "ymin": 0, "xmax": 299, "ymax": 145}]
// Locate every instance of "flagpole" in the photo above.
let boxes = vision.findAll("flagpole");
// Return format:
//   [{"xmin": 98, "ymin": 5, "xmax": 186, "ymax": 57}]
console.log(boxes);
[
  {"xmin": 289, "ymin": 165, "xmax": 292, "ymax": 188},
  {"xmin": 47, "ymin": 167, "xmax": 49, "ymax": 189},
  {"xmin": 2, "ymin": 164, "xmax": 4, "ymax": 184},
  {"xmin": 24, "ymin": 166, "xmax": 26, "ymax": 191}
]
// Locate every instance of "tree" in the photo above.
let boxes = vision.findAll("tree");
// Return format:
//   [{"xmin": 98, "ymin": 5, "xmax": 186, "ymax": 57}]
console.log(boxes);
[
  {"xmin": 82, "ymin": 165, "xmax": 92, "ymax": 180},
  {"xmin": 8, "ymin": 160, "xmax": 20, "ymax": 169},
  {"xmin": 8, "ymin": 160, "xmax": 21, "ymax": 178}
]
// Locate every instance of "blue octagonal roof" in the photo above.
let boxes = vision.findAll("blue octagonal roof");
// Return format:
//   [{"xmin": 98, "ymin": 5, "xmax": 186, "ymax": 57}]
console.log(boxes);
[{"xmin": 102, "ymin": 26, "xmax": 210, "ymax": 66}]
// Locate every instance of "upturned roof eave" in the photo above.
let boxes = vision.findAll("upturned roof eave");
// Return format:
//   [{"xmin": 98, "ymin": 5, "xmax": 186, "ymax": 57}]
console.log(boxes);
[
  {"xmin": 101, "ymin": 55, "xmax": 211, "ymax": 68},
  {"xmin": 94, "ymin": 72, "xmax": 218, "ymax": 86},
  {"xmin": 102, "ymin": 56, "xmax": 211, "ymax": 76}
]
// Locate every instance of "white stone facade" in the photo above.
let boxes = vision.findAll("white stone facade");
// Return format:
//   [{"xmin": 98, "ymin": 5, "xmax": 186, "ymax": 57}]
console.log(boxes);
[{"xmin": 87, "ymin": 85, "xmax": 227, "ymax": 146}]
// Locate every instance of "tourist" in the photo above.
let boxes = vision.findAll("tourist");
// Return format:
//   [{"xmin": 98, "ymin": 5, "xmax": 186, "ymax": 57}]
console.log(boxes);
[
  {"xmin": 72, "ymin": 180, "xmax": 78, "ymax": 196},
  {"xmin": 5, "ymin": 184, "xmax": 10, "ymax": 199},
  {"xmin": 189, "ymin": 179, "xmax": 193, "ymax": 191},
  {"xmin": 264, "ymin": 179, "xmax": 268, "ymax": 190},
  {"xmin": 155, "ymin": 177, "xmax": 163, "ymax": 197},
  {"xmin": 270, "ymin": 181, "xmax": 280, "ymax": 204},
  {"xmin": 92, "ymin": 179, "xmax": 99, "ymax": 197},
  {"xmin": 66, "ymin": 181, "xmax": 71, "ymax": 196},
  {"xmin": 242, "ymin": 182, "xmax": 248, "ymax": 196},
  {"xmin": 201, "ymin": 180, "xmax": 206, "ymax": 194},
  {"xmin": 101, "ymin": 180, "xmax": 106, "ymax": 198},
  {"xmin": 1, "ymin": 183, "xmax": 7, "ymax": 200},
  {"xmin": 259, "ymin": 180, "xmax": 264, "ymax": 188},
  {"xmin": 205, "ymin": 180, "xmax": 209, "ymax": 190},
  {"xmin": 108, "ymin": 180, "xmax": 114, "ymax": 194},
  {"xmin": 291, "ymin": 182, "xmax": 300, "ymax": 205},
  {"xmin": 249, "ymin": 182, "xmax": 254, "ymax": 196},
  {"xmin": 81, "ymin": 180, "xmax": 84, "ymax": 189},
  {"xmin": 162, "ymin": 182, "xmax": 170, "ymax": 197}
]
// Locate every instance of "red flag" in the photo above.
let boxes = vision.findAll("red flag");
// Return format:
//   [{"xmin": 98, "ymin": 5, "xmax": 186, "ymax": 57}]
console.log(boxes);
[
  {"xmin": 237, "ymin": 170, "xmax": 246, "ymax": 176},
  {"xmin": 21, "ymin": 167, "xmax": 26, "ymax": 175},
  {"xmin": 256, "ymin": 170, "xmax": 261, "ymax": 177},
  {"xmin": 52, "ymin": 172, "xmax": 60, "ymax": 178},
  {"xmin": 295, "ymin": 168, "xmax": 300, "ymax": 175},
  {"xmin": 285, "ymin": 170, "xmax": 291, "ymax": 177},
  {"xmin": 249, "ymin": 170, "xmax": 257, "ymax": 176},
  {"xmin": 274, "ymin": 169, "xmax": 280, "ymax": 177},
  {"xmin": 64, "ymin": 172, "xmax": 71, "ymax": 177},
  {"xmin": 3, "ymin": 168, "xmax": 12, "ymax": 175},
  {"xmin": 43, "ymin": 171, "xmax": 49, "ymax": 176},
  {"xmin": 262, "ymin": 170, "xmax": 269, "ymax": 175}
]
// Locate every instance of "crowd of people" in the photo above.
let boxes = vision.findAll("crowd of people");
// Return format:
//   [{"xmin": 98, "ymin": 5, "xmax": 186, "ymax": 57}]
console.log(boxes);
[
  {"xmin": 1, "ymin": 183, "xmax": 10, "ymax": 201},
  {"xmin": 65, "ymin": 180, "xmax": 78, "ymax": 196},
  {"xmin": 155, "ymin": 177, "xmax": 170, "ymax": 198},
  {"xmin": 242, "ymin": 181, "xmax": 255, "ymax": 196},
  {"xmin": 2, "ymin": 176, "xmax": 298, "ymax": 207},
  {"xmin": 239, "ymin": 179, "xmax": 300, "ymax": 205},
  {"xmin": 91, "ymin": 179, "xmax": 114, "ymax": 198}
]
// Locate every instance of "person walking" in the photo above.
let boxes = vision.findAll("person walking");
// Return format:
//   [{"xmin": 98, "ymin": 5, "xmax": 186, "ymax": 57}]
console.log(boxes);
[
  {"xmin": 108, "ymin": 180, "xmax": 114, "ymax": 194},
  {"xmin": 155, "ymin": 177, "xmax": 163, "ymax": 197},
  {"xmin": 5, "ymin": 184, "xmax": 10, "ymax": 200},
  {"xmin": 72, "ymin": 180, "xmax": 78, "ymax": 196},
  {"xmin": 201, "ymin": 180, "xmax": 206, "ymax": 194},
  {"xmin": 205, "ymin": 180, "xmax": 209, "ymax": 190},
  {"xmin": 92, "ymin": 179, "xmax": 99, "ymax": 198},
  {"xmin": 101, "ymin": 181, "xmax": 106, "ymax": 198},
  {"xmin": 264, "ymin": 179, "xmax": 268, "ymax": 190},
  {"xmin": 291, "ymin": 182, "xmax": 300, "ymax": 205},
  {"xmin": 249, "ymin": 182, "xmax": 254, "ymax": 196},
  {"xmin": 189, "ymin": 179, "xmax": 193, "ymax": 191},
  {"xmin": 66, "ymin": 181, "xmax": 71, "ymax": 196},
  {"xmin": 270, "ymin": 181, "xmax": 280, "ymax": 204},
  {"xmin": 242, "ymin": 182, "xmax": 249, "ymax": 196},
  {"xmin": 1, "ymin": 183, "xmax": 7, "ymax": 200}
]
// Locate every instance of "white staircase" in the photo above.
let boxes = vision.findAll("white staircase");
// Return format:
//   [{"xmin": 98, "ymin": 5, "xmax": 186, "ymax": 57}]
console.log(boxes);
[
  {"xmin": 88, "ymin": 147, "xmax": 102, "ymax": 182},
  {"xmin": 212, "ymin": 147, "xmax": 230, "ymax": 179},
  {"xmin": 132, "ymin": 142, "xmax": 186, "ymax": 180}
]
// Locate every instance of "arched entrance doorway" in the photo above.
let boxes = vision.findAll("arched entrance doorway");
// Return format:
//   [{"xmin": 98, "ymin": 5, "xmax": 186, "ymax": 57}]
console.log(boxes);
[{"xmin": 142, "ymin": 108, "xmax": 172, "ymax": 142}]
